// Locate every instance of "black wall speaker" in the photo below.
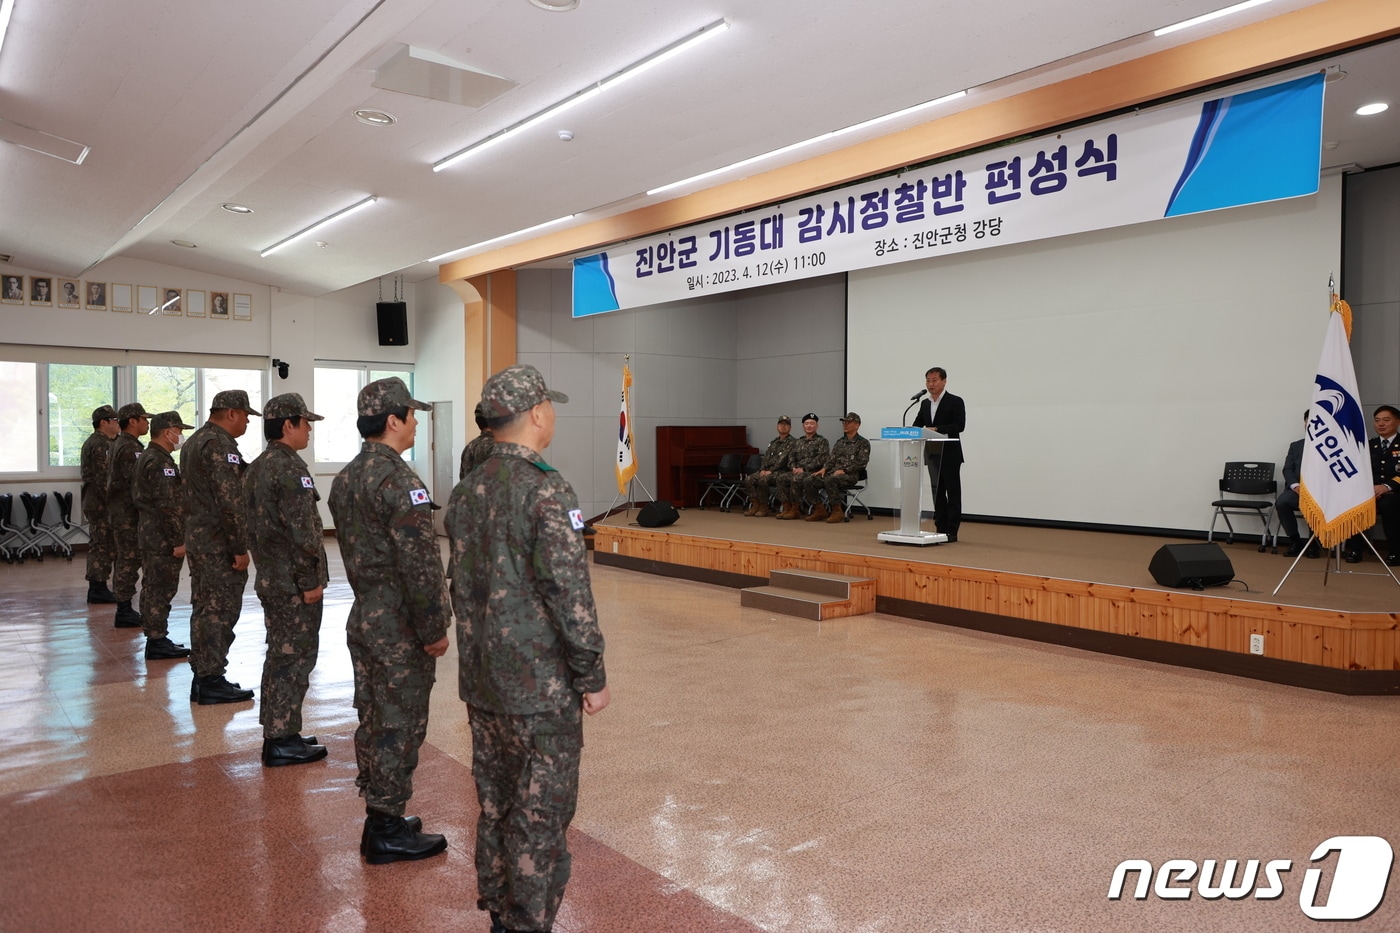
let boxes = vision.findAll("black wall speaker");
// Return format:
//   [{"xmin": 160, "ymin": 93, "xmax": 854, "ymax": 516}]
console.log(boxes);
[
  {"xmin": 1148, "ymin": 543, "xmax": 1234, "ymax": 589},
  {"xmin": 376, "ymin": 301, "xmax": 408, "ymax": 346},
  {"xmin": 636, "ymin": 500, "xmax": 679, "ymax": 528}
]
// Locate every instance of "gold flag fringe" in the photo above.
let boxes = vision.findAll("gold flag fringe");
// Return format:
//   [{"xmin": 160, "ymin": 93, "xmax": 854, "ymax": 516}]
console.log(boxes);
[
  {"xmin": 1299, "ymin": 486, "xmax": 1374, "ymax": 549},
  {"xmin": 1331, "ymin": 294, "xmax": 1352, "ymax": 341}
]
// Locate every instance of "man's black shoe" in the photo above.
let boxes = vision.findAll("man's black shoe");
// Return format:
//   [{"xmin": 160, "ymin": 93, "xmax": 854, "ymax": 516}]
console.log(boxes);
[
  {"xmin": 1284, "ymin": 540, "xmax": 1304, "ymax": 557},
  {"xmin": 1345, "ymin": 550, "xmax": 1363, "ymax": 564},
  {"xmin": 113, "ymin": 600, "xmax": 142, "ymax": 628},
  {"xmin": 145, "ymin": 636, "xmax": 191, "ymax": 660},
  {"xmin": 194, "ymin": 675, "xmax": 254, "ymax": 705},
  {"xmin": 1304, "ymin": 541, "xmax": 1322, "ymax": 559},
  {"xmin": 362, "ymin": 812, "xmax": 446, "ymax": 864},
  {"xmin": 262, "ymin": 735, "xmax": 329, "ymax": 768},
  {"xmin": 359, "ymin": 816, "xmax": 423, "ymax": 855},
  {"xmin": 944, "ymin": 534, "xmax": 957, "ymax": 543},
  {"xmin": 299, "ymin": 734, "xmax": 320, "ymax": 746},
  {"xmin": 1388, "ymin": 554, "xmax": 1400, "ymax": 567},
  {"xmin": 86, "ymin": 581, "xmax": 117, "ymax": 604}
]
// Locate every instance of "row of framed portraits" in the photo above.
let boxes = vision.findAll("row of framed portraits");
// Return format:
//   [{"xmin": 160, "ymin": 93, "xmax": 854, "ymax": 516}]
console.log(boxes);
[{"xmin": 1, "ymin": 274, "xmax": 252, "ymax": 320}]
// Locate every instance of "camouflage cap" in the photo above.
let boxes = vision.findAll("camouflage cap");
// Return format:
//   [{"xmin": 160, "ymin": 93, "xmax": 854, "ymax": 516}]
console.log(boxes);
[
  {"xmin": 149, "ymin": 410, "xmax": 195, "ymax": 434},
  {"xmin": 479, "ymin": 364, "xmax": 568, "ymax": 419},
  {"xmin": 91, "ymin": 405, "xmax": 118, "ymax": 422},
  {"xmin": 776, "ymin": 414, "xmax": 791, "ymax": 424},
  {"xmin": 358, "ymin": 376, "xmax": 431, "ymax": 416},
  {"xmin": 839, "ymin": 411, "xmax": 862, "ymax": 424},
  {"xmin": 210, "ymin": 389, "xmax": 262, "ymax": 417},
  {"xmin": 263, "ymin": 392, "xmax": 324, "ymax": 421},
  {"xmin": 116, "ymin": 402, "xmax": 149, "ymax": 421}
]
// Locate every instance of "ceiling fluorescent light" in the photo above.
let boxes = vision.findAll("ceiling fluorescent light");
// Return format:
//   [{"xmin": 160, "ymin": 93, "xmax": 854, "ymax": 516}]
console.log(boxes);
[
  {"xmin": 429, "ymin": 213, "xmax": 577, "ymax": 263},
  {"xmin": 0, "ymin": 0, "xmax": 16, "ymax": 59},
  {"xmin": 647, "ymin": 89, "xmax": 967, "ymax": 197},
  {"xmin": 434, "ymin": 19, "xmax": 728, "ymax": 172},
  {"xmin": 260, "ymin": 195, "xmax": 378, "ymax": 258},
  {"xmin": 1154, "ymin": 0, "xmax": 1274, "ymax": 37}
]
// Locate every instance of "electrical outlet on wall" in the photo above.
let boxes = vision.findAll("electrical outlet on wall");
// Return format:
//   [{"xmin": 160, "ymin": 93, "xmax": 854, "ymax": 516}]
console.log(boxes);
[{"xmin": 1249, "ymin": 634, "xmax": 1265, "ymax": 655}]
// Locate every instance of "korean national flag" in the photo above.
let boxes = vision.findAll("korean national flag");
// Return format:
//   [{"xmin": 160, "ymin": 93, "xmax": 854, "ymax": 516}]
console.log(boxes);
[{"xmin": 409, "ymin": 488, "xmax": 431, "ymax": 506}]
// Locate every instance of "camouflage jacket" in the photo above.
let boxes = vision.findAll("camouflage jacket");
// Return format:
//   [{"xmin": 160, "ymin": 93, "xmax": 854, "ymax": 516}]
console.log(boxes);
[
  {"xmin": 446, "ymin": 441, "xmax": 606, "ymax": 715},
  {"xmin": 80, "ymin": 430, "xmax": 113, "ymax": 519},
  {"xmin": 245, "ymin": 441, "xmax": 328, "ymax": 599},
  {"xmin": 328, "ymin": 441, "xmax": 449, "ymax": 647},
  {"xmin": 458, "ymin": 431, "xmax": 495, "ymax": 480},
  {"xmin": 133, "ymin": 444, "xmax": 185, "ymax": 553},
  {"xmin": 823, "ymin": 433, "xmax": 871, "ymax": 475},
  {"xmin": 790, "ymin": 433, "xmax": 830, "ymax": 473},
  {"xmin": 758, "ymin": 434, "xmax": 798, "ymax": 473},
  {"xmin": 180, "ymin": 421, "xmax": 248, "ymax": 556},
  {"xmin": 104, "ymin": 433, "xmax": 145, "ymax": 526}
]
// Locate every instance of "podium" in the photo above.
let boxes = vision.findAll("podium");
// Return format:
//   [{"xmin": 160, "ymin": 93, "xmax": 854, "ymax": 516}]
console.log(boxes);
[{"xmin": 875, "ymin": 427, "xmax": 958, "ymax": 546}]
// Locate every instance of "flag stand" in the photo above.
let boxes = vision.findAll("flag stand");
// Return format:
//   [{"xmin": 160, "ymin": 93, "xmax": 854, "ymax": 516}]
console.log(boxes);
[
  {"xmin": 1272, "ymin": 532, "xmax": 1400, "ymax": 595},
  {"xmin": 605, "ymin": 354, "xmax": 655, "ymax": 518},
  {"xmin": 605, "ymin": 475, "xmax": 656, "ymax": 518}
]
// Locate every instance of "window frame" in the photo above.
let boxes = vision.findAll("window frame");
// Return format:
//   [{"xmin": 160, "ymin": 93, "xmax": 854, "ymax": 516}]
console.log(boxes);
[{"xmin": 312, "ymin": 362, "xmax": 416, "ymax": 472}]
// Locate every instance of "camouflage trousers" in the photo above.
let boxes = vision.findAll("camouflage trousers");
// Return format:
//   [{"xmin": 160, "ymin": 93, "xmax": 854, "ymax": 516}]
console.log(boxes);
[
  {"xmin": 775, "ymin": 471, "xmax": 821, "ymax": 505},
  {"xmin": 259, "ymin": 593, "xmax": 322, "ymax": 739},
  {"xmin": 111, "ymin": 519, "xmax": 142, "ymax": 602},
  {"xmin": 348, "ymin": 622, "xmax": 436, "ymax": 816},
  {"xmin": 188, "ymin": 551, "xmax": 248, "ymax": 679},
  {"xmin": 139, "ymin": 550, "xmax": 183, "ymax": 639},
  {"xmin": 84, "ymin": 513, "xmax": 114, "ymax": 583},
  {"xmin": 743, "ymin": 472, "xmax": 783, "ymax": 510},
  {"xmin": 469, "ymin": 702, "xmax": 583, "ymax": 933},
  {"xmin": 799, "ymin": 472, "xmax": 859, "ymax": 508}
]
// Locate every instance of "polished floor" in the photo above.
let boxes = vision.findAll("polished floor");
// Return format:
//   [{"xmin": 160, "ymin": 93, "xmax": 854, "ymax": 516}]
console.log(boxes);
[{"xmin": 2, "ymin": 540, "xmax": 1399, "ymax": 932}]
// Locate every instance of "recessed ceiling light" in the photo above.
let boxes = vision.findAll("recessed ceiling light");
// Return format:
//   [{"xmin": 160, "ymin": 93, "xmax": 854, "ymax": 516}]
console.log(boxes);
[
  {"xmin": 221, "ymin": 202, "xmax": 254, "ymax": 214},
  {"xmin": 557, "ymin": 130, "xmax": 574, "ymax": 141},
  {"xmin": 171, "ymin": 239, "xmax": 198, "ymax": 248},
  {"xmin": 1356, "ymin": 102, "xmax": 1389, "ymax": 116},
  {"xmin": 354, "ymin": 109, "xmax": 397, "ymax": 127},
  {"xmin": 529, "ymin": 0, "xmax": 578, "ymax": 10}
]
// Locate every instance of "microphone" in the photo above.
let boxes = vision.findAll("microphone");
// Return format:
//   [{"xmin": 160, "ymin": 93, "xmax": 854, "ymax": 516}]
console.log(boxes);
[{"xmin": 909, "ymin": 388, "xmax": 928, "ymax": 401}]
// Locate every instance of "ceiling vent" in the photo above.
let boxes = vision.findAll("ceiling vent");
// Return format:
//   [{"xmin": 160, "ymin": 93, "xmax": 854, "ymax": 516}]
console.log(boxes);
[{"xmin": 373, "ymin": 45, "xmax": 517, "ymax": 108}]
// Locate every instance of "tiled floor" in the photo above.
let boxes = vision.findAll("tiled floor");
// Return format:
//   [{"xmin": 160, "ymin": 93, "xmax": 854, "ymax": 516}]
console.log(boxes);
[{"xmin": 2, "ymin": 540, "xmax": 1399, "ymax": 931}]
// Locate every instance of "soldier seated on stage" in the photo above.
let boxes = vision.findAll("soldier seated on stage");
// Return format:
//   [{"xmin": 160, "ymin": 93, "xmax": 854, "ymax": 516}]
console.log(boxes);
[
  {"xmin": 775, "ymin": 414, "xmax": 830, "ymax": 520},
  {"xmin": 744, "ymin": 415, "xmax": 796, "ymax": 517},
  {"xmin": 798, "ymin": 412, "xmax": 871, "ymax": 524}
]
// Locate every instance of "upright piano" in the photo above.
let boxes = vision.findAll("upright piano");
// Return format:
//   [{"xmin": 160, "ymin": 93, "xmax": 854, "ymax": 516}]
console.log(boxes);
[{"xmin": 655, "ymin": 426, "xmax": 757, "ymax": 508}]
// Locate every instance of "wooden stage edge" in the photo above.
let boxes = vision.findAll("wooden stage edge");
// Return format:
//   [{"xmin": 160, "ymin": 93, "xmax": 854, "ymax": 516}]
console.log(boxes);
[{"xmin": 590, "ymin": 523, "xmax": 1400, "ymax": 696}]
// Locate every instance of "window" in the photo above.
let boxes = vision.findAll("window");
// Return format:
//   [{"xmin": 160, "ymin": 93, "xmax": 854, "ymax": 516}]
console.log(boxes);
[
  {"xmin": 314, "ymin": 365, "xmax": 415, "ymax": 464},
  {"xmin": 0, "ymin": 361, "xmax": 39, "ymax": 472},
  {"xmin": 48, "ymin": 364, "xmax": 117, "ymax": 467},
  {"xmin": 136, "ymin": 366, "xmax": 198, "ymax": 427}
]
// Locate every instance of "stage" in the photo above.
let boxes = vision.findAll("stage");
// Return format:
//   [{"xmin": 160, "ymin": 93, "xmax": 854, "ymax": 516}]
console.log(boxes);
[{"xmin": 592, "ymin": 508, "xmax": 1400, "ymax": 695}]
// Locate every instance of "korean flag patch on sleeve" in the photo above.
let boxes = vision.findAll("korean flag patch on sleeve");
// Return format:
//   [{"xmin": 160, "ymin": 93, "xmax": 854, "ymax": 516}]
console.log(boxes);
[
  {"xmin": 409, "ymin": 488, "xmax": 431, "ymax": 506},
  {"xmin": 568, "ymin": 509, "xmax": 585, "ymax": 531},
  {"xmin": 301, "ymin": 476, "xmax": 315, "ymax": 489},
  {"xmin": 163, "ymin": 468, "xmax": 177, "ymax": 477},
  {"xmin": 227, "ymin": 453, "xmax": 241, "ymax": 464}
]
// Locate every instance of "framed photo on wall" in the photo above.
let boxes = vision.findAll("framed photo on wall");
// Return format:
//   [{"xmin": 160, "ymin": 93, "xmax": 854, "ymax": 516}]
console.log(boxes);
[
  {"xmin": 136, "ymin": 285, "xmax": 158, "ymax": 314},
  {"xmin": 210, "ymin": 291, "xmax": 230, "ymax": 319},
  {"xmin": 1, "ymin": 274, "xmax": 23, "ymax": 304},
  {"xmin": 30, "ymin": 276, "xmax": 53, "ymax": 306},
  {"xmin": 232, "ymin": 293, "xmax": 252, "ymax": 321},
  {"xmin": 85, "ymin": 281, "xmax": 107, "ymax": 310},
  {"xmin": 161, "ymin": 287, "xmax": 182, "ymax": 315},
  {"xmin": 111, "ymin": 284, "xmax": 133, "ymax": 313},
  {"xmin": 58, "ymin": 279, "xmax": 81, "ymax": 308},
  {"xmin": 185, "ymin": 289, "xmax": 205, "ymax": 318}
]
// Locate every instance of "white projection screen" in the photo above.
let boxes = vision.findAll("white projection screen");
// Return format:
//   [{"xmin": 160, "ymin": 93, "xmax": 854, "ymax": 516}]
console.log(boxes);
[{"xmin": 846, "ymin": 175, "xmax": 1341, "ymax": 532}]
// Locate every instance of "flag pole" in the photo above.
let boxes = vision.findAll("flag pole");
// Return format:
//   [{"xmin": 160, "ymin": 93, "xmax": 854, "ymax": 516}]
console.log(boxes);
[{"xmin": 605, "ymin": 355, "xmax": 655, "ymax": 519}]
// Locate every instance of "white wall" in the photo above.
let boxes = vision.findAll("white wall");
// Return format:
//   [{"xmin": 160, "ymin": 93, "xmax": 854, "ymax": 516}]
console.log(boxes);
[
  {"xmin": 846, "ymin": 175, "xmax": 1343, "ymax": 531},
  {"xmin": 1346, "ymin": 166, "xmax": 1400, "ymax": 408}
]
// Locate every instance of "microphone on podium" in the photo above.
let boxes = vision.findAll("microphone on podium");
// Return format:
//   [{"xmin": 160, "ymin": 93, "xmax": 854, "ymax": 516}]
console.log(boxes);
[{"xmin": 909, "ymin": 388, "xmax": 928, "ymax": 401}]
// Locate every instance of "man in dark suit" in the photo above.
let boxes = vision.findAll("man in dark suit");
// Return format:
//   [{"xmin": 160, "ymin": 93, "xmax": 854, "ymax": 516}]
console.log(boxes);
[
  {"xmin": 912, "ymin": 366, "xmax": 965, "ymax": 542},
  {"xmin": 1346, "ymin": 404, "xmax": 1400, "ymax": 565},
  {"xmin": 1275, "ymin": 411, "xmax": 1320, "ymax": 558}
]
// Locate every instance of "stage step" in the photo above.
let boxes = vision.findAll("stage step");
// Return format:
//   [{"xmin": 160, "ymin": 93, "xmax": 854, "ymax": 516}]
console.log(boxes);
[{"xmin": 740, "ymin": 569, "xmax": 876, "ymax": 621}]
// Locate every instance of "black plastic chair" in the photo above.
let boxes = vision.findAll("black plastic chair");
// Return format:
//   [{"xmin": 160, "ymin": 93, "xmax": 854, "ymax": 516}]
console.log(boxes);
[
  {"xmin": 698, "ymin": 453, "xmax": 746, "ymax": 511},
  {"xmin": 53, "ymin": 490, "xmax": 89, "ymax": 553},
  {"xmin": 1208, "ymin": 462, "xmax": 1276, "ymax": 544}
]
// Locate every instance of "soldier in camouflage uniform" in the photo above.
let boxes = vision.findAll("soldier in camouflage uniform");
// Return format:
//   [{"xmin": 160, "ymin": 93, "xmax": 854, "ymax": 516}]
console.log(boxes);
[
  {"xmin": 774, "ymin": 413, "xmax": 830, "ymax": 520},
  {"xmin": 81, "ymin": 405, "xmax": 120, "ymax": 603},
  {"xmin": 742, "ymin": 414, "xmax": 796, "ymax": 518},
  {"xmin": 246, "ymin": 393, "xmax": 329, "ymax": 768},
  {"xmin": 799, "ymin": 411, "xmax": 871, "ymax": 523},
  {"xmin": 446, "ymin": 364, "xmax": 609, "ymax": 933},
  {"xmin": 182, "ymin": 389, "xmax": 259, "ymax": 705},
  {"xmin": 458, "ymin": 403, "xmax": 495, "ymax": 480},
  {"xmin": 105, "ymin": 403, "xmax": 150, "ymax": 627},
  {"xmin": 133, "ymin": 411, "xmax": 195, "ymax": 660},
  {"xmin": 328, "ymin": 377, "xmax": 450, "ymax": 864}
]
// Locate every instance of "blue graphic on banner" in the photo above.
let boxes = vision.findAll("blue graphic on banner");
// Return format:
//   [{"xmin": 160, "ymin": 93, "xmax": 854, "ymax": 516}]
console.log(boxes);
[
  {"xmin": 573, "ymin": 253, "xmax": 619, "ymax": 316},
  {"xmin": 1165, "ymin": 73, "xmax": 1324, "ymax": 217}
]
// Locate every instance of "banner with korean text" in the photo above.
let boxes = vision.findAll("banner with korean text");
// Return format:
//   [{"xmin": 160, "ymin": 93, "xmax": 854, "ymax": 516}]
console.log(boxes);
[{"xmin": 573, "ymin": 73, "xmax": 1324, "ymax": 317}]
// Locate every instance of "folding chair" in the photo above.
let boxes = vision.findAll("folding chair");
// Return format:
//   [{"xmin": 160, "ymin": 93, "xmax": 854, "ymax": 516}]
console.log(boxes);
[
  {"xmin": 1208, "ymin": 461, "xmax": 1276, "ymax": 545},
  {"xmin": 21, "ymin": 492, "xmax": 72, "ymax": 560},
  {"xmin": 53, "ymin": 490, "xmax": 90, "ymax": 553},
  {"xmin": 0, "ymin": 493, "xmax": 41, "ymax": 562},
  {"xmin": 698, "ymin": 453, "xmax": 746, "ymax": 511},
  {"xmin": 820, "ymin": 469, "xmax": 873, "ymax": 521}
]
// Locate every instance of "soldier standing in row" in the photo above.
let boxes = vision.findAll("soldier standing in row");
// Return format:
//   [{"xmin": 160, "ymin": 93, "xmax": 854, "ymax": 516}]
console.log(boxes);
[
  {"xmin": 775, "ymin": 413, "xmax": 830, "ymax": 520},
  {"xmin": 458, "ymin": 402, "xmax": 495, "ymax": 480},
  {"xmin": 132, "ymin": 411, "xmax": 195, "ymax": 661},
  {"xmin": 743, "ymin": 414, "xmax": 796, "ymax": 518},
  {"xmin": 447, "ymin": 364, "xmax": 609, "ymax": 933},
  {"xmin": 182, "ymin": 390, "xmax": 259, "ymax": 705},
  {"xmin": 81, "ymin": 405, "xmax": 120, "ymax": 604},
  {"xmin": 106, "ymin": 403, "xmax": 149, "ymax": 627},
  {"xmin": 328, "ymin": 377, "xmax": 450, "ymax": 864},
  {"xmin": 246, "ymin": 393, "xmax": 329, "ymax": 768}
]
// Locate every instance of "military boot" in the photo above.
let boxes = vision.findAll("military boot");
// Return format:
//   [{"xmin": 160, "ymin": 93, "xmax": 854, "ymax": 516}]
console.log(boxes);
[
  {"xmin": 742, "ymin": 500, "xmax": 760, "ymax": 517},
  {"xmin": 359, "ymin": 816, "xmax": 423, "ymax": 856},
  {"xmin": 826, "ymin": 504, "xmax": 846, "ymax": 523},
  {"xmin": 752, "ymin": 503, "xmax": 772, "ymax": 518},
  {"xmin": 362, "ymin": 811, "xmax": 447, "ymax": 865},
  {"xmin": 145, "ymin": 636, "xmax": 191, "ymax": 660},
  {"xmin": 113, "ymin": 600, "xmax": 142, "ymax": 628},
  {"xmin": 195, "ymin": 675, "xmax": 254, "ymax": 705},
  {"xmin": 262, "ymin": 735, "xmax": 329, "ymax": 768},
  {"xmin": 86, "ymin": 580, "xmax": 117, "ymax": 604},
  {"xmin": 805, "ymin": 504, "xmax": 829, "ymax": 522}
]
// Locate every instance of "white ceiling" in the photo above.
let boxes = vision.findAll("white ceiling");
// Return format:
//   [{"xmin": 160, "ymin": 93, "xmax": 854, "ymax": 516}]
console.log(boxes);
[{"xmin": 0, "ymin": 0, "xmax": 1395, "ymax": 297}]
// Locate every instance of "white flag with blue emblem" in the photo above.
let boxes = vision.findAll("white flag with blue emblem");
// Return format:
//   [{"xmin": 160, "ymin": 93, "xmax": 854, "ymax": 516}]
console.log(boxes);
[{"xmin": 1299, "ymin": 296, "xmax": 1375, "ymax": 547}]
